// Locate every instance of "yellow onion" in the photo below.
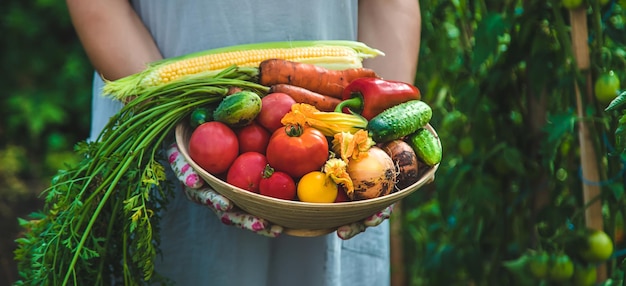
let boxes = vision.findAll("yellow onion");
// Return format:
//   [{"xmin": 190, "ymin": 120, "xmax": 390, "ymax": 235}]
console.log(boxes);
[{"xmin": 346, "ymin": 146, "xmax": 396, "ymax": 200}]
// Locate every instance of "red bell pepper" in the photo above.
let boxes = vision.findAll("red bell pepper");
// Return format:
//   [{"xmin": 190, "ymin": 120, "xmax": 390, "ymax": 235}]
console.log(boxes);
[{"xmin": 334, "ymin": 78, "xmax": 421, "ymax": 120}]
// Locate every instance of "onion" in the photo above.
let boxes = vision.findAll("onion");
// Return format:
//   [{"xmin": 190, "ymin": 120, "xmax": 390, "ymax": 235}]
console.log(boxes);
[
  {"xmin": 346, "ymin": 146, "xmax": 396, "ymax": 200},
  {"xmin": 382, "ymin": 140, "xmax": 420, "ymax": 190}
]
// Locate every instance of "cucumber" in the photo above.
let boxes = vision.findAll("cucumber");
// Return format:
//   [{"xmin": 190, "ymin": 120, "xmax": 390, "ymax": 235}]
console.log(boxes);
[
  {"xmin": 367, "ymin": 100, "xmax": 432, "ymax": 143},
  {"xmin": 213, "ymin": 90, "xmax": 262, "ymax": 127},
  {"xmin": 407, "ymin": 128, "xmax": 442, "ymax": 166},
  {"xmin": 190, "ymin": 105, "xmax": 217, "ymax": 129}
]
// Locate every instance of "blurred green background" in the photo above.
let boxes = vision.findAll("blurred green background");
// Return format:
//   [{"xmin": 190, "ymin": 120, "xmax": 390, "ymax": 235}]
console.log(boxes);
[
  {"xmin": 1, "ymin": 1, "xmax": 92, "ymax": 284},
  {"xmin": 2, "ymin": 0, "xmax": 626, "ymax": 285}
]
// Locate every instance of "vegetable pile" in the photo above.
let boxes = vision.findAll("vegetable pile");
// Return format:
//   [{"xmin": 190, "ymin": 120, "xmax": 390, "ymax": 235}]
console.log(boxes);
[
  {"xmin": 13, "ymin": 40, "xmax": 441, "ymax": 285},
  {"xmin": 188, "ymin": 79, "xmax": 441, "ymax": 203}
]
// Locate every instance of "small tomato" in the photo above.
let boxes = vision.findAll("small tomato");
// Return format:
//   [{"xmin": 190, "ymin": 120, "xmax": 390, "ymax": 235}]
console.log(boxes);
[
  {"xmin": 334, "ymin": 185, "xmax": 351, "ymax": 203},
  {"xmin": 259, "ymin": 165, "xmax": 297, "ymax": 200},
  {"xmin": 236, "ymin": 121, "xmax": 271, "ymax": 154},
  {"xmin": 572, "ymin": 264, "xmax": 597, "ymax": 286},
  {"xmin": 266, "ymin": 125, "xmax": 329, "ymax": 179},
  {"xmin": 528, "ymin": 251, "xmax": 549, "ymax": 279},
  {"xmin": 256, "ymin": 92, "xmax": 296, "ymax": 132},
  {"xmin": 226, "ymin": 152, "xmax": 268, "ymax": 193},
  {"xmin": 458, "ymin": 137, "xmax": 475, "ymax": 157},
  {"xmin": 297, "ymin": 171, "xmax": 338, "ymax": 203},
  {"xmin": 548, "ymin": 254, "xmax": 574, "ymax": 282},
  {"xmin": 579, "ymin": 229, "xmax": 614, "ymax": 263},
  {"xmin": 441, "ymin": 110, "xmax": 468, "ymax": 134},
  {"xmin": 595, "ymin": 71, "xmax": 621, "ymax": 105},
  {"xmin": 562, "ymin": 0, "xmax": 583, "ymax": 9},
  {"xmin": 188, "ymin": 122, "xmax": 238, "ymax": 174}
]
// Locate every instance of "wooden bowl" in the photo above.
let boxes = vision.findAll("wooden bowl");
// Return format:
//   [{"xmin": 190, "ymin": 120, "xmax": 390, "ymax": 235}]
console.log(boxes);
[{"xmin": 175, "ymin": 122, "xmax": 439, "ymax": 237}]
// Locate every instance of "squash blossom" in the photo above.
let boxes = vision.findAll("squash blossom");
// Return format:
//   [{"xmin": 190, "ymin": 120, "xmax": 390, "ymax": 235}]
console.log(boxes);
[
  {"xmin": 281, "ymin": 103, "xmax": 367, "ymax": 136},
  {"xmin": 332, "ymin": 129, "xmax": 375, "ymax": 162},
  {"xmin": 323, "ymin": 158, "xmax": 354, "ymax": 196},
  {"xmin": 324, "ymin": 130, "xmax": 374, "ymax": 197}
]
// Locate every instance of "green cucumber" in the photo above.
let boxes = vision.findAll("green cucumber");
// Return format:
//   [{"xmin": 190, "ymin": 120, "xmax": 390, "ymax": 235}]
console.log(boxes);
[
  {"xmin": 367, "ymin": 100, "xmax": 432, "ymax": 143},
  {"xmin": 407, "ymin": 128, "xmax": 442, "ymax": 166},
  {"xmin": 213, "ymin": 90, "xmax": 262, "ymax": 127},
  {"xmin": 190, "ymin": 105, "xmax": 217, "ymax": 128}
]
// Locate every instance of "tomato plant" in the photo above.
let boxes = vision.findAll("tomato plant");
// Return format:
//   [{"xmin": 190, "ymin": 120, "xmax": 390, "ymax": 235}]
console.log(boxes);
[
  {"xmin": 226, "ymin": 152, "xmax": 268, "ymax": 193},
  {"xmin": 259, "ymin": 165, "xmax": 296, "ymax": 200},
  {"xmin": 188, "ymin": 121, "xmax": 239, "ymax": 174},
  {"xmin": 236, "ymin": 121, "xmax": 270, "ymax": 154},
  {"xmin": 256, "ymin": 92, "xmax": 296, "ymax": 132},
  {"xmin": 297, "ymin": 171, "xmax": 338, "ymax": 203},
  {"xmin": 266, "ymin": 125, "xmax": 329, "ymax": 179}
]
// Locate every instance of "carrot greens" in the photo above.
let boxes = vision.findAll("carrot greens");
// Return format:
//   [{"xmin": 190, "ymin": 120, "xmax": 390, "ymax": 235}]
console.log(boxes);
[{"xmin": 14, "ymin": 66, "xmax": 269, "ymax": 286}]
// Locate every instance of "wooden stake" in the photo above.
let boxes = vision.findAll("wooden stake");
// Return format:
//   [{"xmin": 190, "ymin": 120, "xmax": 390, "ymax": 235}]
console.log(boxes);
[
  {"xmin": 390, "ymin": 202, "xmax": 406, "ymax": 286},
  {"xmin": 569, "ymin": 7, "xmax": 606, "ymax": 281}
]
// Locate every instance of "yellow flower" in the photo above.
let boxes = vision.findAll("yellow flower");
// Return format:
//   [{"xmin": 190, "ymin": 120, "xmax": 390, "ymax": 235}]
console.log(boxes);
[
  {"xmin": 332, "ymin": 129, "xmax": 375, "ymax": 162},
  {"xmin": 323, "ymin": 158, "xmax": 354, "ymax": 197},
  {"xmin": 281, "ymin": 103, "xmax": 367, "ymax": 137}
]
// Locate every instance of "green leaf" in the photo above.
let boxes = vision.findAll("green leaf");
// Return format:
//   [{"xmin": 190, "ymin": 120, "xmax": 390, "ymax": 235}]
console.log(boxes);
[
  {"xmin": 472, "ymin": 13, "xmax": 509, "ymax": 72},
  {"xmin": 544, "ymin": 111, "xmax": 576, "ymax": 144},
  {"xmin": 605, "ymin": 12, "xmax": 626, "ymax": 46},
  {"xmin": 614, "ymin": 123, "xmax": 626, "ymax": 154},
  {"xmin": 605, "ymin": 91, "xmax": 626, "ymax": 112}
]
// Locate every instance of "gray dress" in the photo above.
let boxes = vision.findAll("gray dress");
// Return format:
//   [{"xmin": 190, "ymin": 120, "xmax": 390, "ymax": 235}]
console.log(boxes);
[{"xmin": 89, "ymin": 1, "xmax": 390, "ymax": 285}]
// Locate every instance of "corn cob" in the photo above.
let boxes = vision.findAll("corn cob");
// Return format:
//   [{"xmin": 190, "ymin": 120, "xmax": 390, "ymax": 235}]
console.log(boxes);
[{"xmin": 103, "ymin": 40, "xmax": 384, "ymax": 101}]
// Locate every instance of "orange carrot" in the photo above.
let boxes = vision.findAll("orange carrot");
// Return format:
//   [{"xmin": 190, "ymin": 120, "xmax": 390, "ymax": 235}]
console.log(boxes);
[
  {"xmin": 259, "ymin": 59, "xmax": 379, "ymax": 99},
  {"xmin": 227, "ymin": 86, "xmax": 243, "ymax": 95},
  {"xmin": 270, "ymin": 84, "xmax": 341, "ymax": 112}
]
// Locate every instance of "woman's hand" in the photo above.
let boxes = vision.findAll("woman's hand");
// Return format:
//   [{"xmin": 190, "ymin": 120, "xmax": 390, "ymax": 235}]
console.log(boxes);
[
  {"xmin": 336, "ymin": 205, "xmax": 394, "ymax": 240},
  {"xmin": 166, "ymin": 143, "xmax": 282, "ymax": 237}
]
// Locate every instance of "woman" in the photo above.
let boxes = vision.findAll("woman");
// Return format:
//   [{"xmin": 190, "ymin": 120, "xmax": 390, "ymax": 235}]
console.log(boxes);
[{"xmin": 66, "ymin": 1, "xmax": 421, "ymax": 285}]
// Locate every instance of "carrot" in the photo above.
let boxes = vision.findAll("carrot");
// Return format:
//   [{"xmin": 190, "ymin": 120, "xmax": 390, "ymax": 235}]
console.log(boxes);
[
  {"xmin": 228, "ymin": 86, "xmax": 243, "ymax": 95},
  {"xmin": 259, "ymin": 59, "xmax": 379, "ymax": 99},
  {"xmin": 270, "ymin": 84, "xmax": 341, "ymax": 112}
]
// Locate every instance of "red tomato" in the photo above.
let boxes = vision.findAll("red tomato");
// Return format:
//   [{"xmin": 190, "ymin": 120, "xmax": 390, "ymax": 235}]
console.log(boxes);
[
  {"xmin": 256, "ymin": 93, "xmax": 296, "ymax": 132},
  {"xmin": 226, "ymin": 152, "xmax": 268, "ymax": 193},
  {"xmin": 236, "ymin": 121, "xmax": 271, "ymax": 154},
  {"xmin": 266, "ymin": 125, "xmax": 329, "ymax": 179},
  {"xmin": 334, "ymin": 186, "xmax": 351, "ymax": 203},
  {"xmin": 259, "ymin": 165, "xmax": 297, "ymax": 200},
  {"xmin": 188, "ymin": 122, "xmax": 238, "ymax": 174}
]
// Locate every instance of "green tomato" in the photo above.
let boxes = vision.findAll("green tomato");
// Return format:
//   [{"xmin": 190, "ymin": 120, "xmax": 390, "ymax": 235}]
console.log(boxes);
[
  {"xmin": 579, "ymin": 230, "xmax": 614, "ymax": 263},
  {"xmin": 572, "ymin": 264, "xmax": 597, "ymax": 286},
  {"xmin": 595, "ymin": 71, "xmax": 621, "ymax": 105},
  {"xmin": 528, "ymin": 251, "xmax": 549, "ymax": 279},
  {"xmin": 548, "ymin": 254, "xmax": 574, "ymax": 282},
  {"xmin": 562, "ymin": 0, "xmax": 583, "ymax": 9},
  {"xmin": 458, "ymin": 137, "xmax": 474, "ymax": 156},
  {"xmin": 441, "ymin": 110, "xmax": 468, "ymax": 134}
]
